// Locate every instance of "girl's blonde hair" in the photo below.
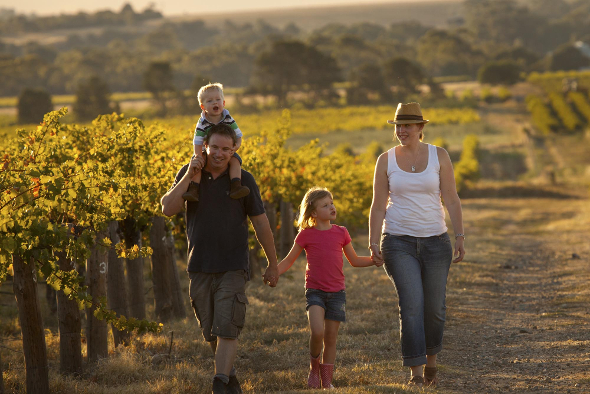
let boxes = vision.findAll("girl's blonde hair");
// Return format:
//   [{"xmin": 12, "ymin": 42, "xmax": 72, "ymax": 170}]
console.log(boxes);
[{"xmin": 297, "ymin": 187, "xmax": 333, "ymax": 231}]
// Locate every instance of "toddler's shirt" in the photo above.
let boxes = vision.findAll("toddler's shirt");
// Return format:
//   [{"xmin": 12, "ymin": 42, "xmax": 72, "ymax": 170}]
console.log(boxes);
[{"xmin": 193, "ymin": 108, "xmax": 242, "ymax": 146}]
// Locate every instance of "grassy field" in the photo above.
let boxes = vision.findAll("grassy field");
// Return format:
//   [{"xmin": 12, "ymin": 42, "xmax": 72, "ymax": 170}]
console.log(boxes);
[{"xmin": 2, "ymin": 188, "xmax": 589, "ymax": 393}]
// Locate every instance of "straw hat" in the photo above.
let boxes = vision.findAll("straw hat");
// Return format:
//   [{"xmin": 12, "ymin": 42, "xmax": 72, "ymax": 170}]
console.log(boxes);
[{"xmin": 387, "ymin": 102, "xmax": 429, "ymax": 125}]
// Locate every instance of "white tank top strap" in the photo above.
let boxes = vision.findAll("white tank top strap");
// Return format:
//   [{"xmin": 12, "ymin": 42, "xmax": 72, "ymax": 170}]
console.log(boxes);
[
  {"xmin": 387, "ymin": 147, "xmax": 396, "ymax": 177},
  {"xmin": 428, "ymin": 144, "xmax": 439, "ymax": 171}
]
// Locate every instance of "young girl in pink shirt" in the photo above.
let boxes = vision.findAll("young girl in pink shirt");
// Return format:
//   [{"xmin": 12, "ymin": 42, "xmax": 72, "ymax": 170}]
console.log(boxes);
[{"xmin": 278, "ymin": 187, "xmax": 381, "ymax": 389}]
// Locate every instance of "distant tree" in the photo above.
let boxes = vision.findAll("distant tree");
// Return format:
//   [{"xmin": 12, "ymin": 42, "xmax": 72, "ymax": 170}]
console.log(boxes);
[
  {"xmin": 385, "ymin": 21, "xmax": 429, "ymax": 43},
  {"xmin": 173, "ymin": 20, "xmax": 217, "ymax": 51},
  {"xmin": 17, "ymin": 88, "xmax": 53, "ymax": 124},
  {"xmin": 549, "ymin": 45, "xmax": 590, "ymax": 72},
  {"xmin": 383, "ymin": 57, "xmax": 424, "ymax": 100},
  {"xmin": 464, "ymin": 0, "xmax": 542, "ymax": 44},
  {"xmin": 528, "ymin": 0, "xmax": 571, "ymax": 20},
  {"xmin": 416, "ymin": 29, "xmax": 483, "ymax": 77},
  {"xmin": 494, "ymin": 46, "xmax": 540, "ymax": 70},
  {"xmin": 347, "ymin": 63, "xmax": 390, "ymax": 104},
  {"xmin": 283, "ymin": 22, "xmax": 301, "ymax": 37},
  {"xmin": 143, "ymin": 61, "xmax": 175, "ymax": 115},
  {"xmin": 350, "ymin": 63, "xmax": 385, "ymax": 92},
  {"xmin": 74, "ymin": 76, "xmax": 113, "ymax": 122},
  {"xmin": 186, "ymin": 44, "xmax": 254, "ymax": 87},
  {"xmin": 346, "ymin": 63, "xmax": 385, "ymax": 105},
  {"xmin": 251, "ymin": 40, "xmax": 341, "ymax": 107},
  {"xmin": 478, "ymin": 61, "xmax": 521, "ymax": 85}
]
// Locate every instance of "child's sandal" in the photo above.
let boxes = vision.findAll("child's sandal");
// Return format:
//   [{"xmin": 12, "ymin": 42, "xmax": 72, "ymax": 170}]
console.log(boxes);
[{"xmin": 424, "ymin": 366, "xmax": 438, "ymax": 387}]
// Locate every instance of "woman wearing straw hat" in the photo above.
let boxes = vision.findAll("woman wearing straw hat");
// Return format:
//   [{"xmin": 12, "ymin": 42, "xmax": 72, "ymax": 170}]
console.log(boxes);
[{"xmin": 368, "ymin": 102, "xmax": 465, "ymax": 387}]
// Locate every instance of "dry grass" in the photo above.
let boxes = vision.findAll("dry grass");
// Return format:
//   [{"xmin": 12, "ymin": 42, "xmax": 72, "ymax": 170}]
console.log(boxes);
[
  {"xmin": 2, "ymin": 194, "xmax": 590, "ymax": 393},
  {"xmin": 3, "ymin": 99, "xmax": 590, "ymax": 392}
]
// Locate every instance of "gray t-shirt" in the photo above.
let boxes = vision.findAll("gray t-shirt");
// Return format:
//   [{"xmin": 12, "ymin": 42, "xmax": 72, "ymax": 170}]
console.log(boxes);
[{"xmin": 171, "ymin": 165, "xmax": 265, "ymax": 277}]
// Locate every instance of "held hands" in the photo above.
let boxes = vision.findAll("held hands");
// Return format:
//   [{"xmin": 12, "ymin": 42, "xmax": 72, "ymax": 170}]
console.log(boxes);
[
  {"xmin": 370, "ymin": 244, "xmax": 384, "ymax": 267},
  {"xmin": 452, "ymin": 237, "xmax": 465, "ymax": 263},
  {"xmin": 263, "ymin": 264, "xmax": 279, "ymax": 287}
]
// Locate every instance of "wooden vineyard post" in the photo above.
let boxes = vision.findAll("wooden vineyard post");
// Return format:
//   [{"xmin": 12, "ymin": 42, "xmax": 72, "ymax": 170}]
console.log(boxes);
[
  {"xmin": 279, "ymin": 200, "xmax": 295, "ymax": 259},
  {"xmin": 56, "ymin": 252, "xmax": 82, "ymax": 374},
  {"xmin": 149, "ymin": 216, "xmax": 173, "ymax": 323},
  {"xmin": 86, "ymin": 231, "xmax": 108, "ymax": 362},
  {"xmin": 12, "ymin": 254, "xmax": 50, "ymax": 394},
  {"xmin": 121, "ymin": 217, "xmax": 146, "ymax": 320},
  {"xmin": 166, "ymin": 232, "xmax": 186, "ymax": 319},
  {"xmin": 0, "ymin": 348, "xmax": 4, "ymax": 394},
  {"xmin": 107, "ymin": 221, "xmax": 130, "ymax": 347}
]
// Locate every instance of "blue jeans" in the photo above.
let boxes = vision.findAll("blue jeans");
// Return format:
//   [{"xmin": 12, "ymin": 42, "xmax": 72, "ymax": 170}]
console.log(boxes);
[{"xmin": 381, "ymin": 233, "xmax": 453, "ymax": 367}]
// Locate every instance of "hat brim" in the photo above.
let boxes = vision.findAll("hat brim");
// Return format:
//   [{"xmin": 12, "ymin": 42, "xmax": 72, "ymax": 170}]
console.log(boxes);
[{"xmin": 387, "ymin": 119, "xmax": 429, "ymax": 125}]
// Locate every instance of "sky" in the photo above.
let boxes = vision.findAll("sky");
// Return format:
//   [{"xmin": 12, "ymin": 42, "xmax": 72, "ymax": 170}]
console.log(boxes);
[{"xmin": 1, "ymin": 0, "xmax": 436, "ymax": 17}]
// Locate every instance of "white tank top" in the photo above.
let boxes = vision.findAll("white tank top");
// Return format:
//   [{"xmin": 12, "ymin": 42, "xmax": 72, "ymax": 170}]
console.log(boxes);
[{"xmin": 383, "ymin": 144, "xmax": 448, "ymax": 237}]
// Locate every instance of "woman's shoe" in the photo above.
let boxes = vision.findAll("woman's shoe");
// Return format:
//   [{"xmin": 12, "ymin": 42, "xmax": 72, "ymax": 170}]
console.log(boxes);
[
  {"xmin": 407, "ymin": 375, "xmax": 424, "ymax": 387},
  {"xmin": 424, "ymin": 366, "xmax": 438, "ymax": 387}
]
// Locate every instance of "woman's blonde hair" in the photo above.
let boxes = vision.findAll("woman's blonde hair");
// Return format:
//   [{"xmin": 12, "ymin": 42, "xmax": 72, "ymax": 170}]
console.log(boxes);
[{"xmin": 296, "ymin": 187, "xmax": 333, "ymax": 231}]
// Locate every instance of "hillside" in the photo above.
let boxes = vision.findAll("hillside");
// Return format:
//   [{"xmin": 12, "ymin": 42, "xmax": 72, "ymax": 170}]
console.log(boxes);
[
  {"xmin": 167, "ymin": 0, "xmax": 464, "ymax": 30},
  {"xmin": 3, "ymin": 0, "xmax": 463, "ymax": 46}
]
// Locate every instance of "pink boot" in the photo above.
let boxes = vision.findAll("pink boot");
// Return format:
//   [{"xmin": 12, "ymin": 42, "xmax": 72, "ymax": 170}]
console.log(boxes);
[
  {"xmin": 320, "ymin": 363, "xmax": 334, "ymax": 389},
  {"xmin": 307, "ymin": 354, "xmax": 321, "ymax": 389}
]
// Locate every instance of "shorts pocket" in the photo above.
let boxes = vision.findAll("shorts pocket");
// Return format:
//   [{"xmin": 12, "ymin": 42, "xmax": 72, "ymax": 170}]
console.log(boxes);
[
  {"xmin": 231, "ymin": 293, "xmax": 249, "ymax": 328},
  {"xmin": 191, "ymin": 299, "xmax": 204, "ymax": 328}
]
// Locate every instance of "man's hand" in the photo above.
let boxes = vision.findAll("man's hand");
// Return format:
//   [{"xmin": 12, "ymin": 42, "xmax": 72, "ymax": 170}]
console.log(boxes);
[
  {"xmin": 189, "ymin": 155, "xmax": 205, "ymax": 178},
  {"xmin": 263, "ymin": 264, "xmax": 279, "ymax": 287}
]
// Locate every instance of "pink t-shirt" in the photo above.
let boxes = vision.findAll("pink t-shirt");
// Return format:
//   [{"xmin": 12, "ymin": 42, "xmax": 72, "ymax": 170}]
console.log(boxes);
[{"xmin": 295, "ymin": 225, "xmax": 352, "ymax": 292}]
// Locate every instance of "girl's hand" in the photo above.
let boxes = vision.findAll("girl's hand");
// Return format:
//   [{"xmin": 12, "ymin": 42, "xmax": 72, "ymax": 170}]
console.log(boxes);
[{"xmin": 452, "ymin": 237, "xmax": 465, "ymax": 263}]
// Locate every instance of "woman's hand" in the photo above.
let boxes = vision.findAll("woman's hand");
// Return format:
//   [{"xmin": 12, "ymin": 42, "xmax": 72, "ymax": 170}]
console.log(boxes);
[
  {"xmin": 370, "ymin": 244, "xmax": 384, "ymax": 267},
  {"xmin": 452, "ymin": 237, "xmax": 465, "ymax": 263}
]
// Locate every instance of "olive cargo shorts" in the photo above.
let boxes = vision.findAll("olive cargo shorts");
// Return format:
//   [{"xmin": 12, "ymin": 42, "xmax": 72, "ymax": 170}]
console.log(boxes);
[{"xmin": 188, "ymin": 270, "xmax": 249, "ymax": 342}]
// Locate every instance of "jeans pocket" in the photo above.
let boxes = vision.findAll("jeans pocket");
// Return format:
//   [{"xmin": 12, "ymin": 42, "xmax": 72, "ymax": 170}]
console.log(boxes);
[
  {"xmin": 231, "ymin": 293, "xmax": 249, "ymax": 328},
  {"xmin": 438, "ymin": 233, "xmax": 452, "ymax": 246}
]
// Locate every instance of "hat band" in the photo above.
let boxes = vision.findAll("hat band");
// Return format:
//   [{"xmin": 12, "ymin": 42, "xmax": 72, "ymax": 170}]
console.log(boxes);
[{"xmin": 395, "ymin": 114, "xmax": 424, "ymax": 121}]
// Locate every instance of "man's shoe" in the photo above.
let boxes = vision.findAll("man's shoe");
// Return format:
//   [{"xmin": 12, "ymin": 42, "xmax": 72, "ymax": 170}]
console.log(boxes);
[
  {"xmin": 212, "ymin": 377, "xmax": 228, "ymax": 394},
  {"xmin": 227, "ymin": 375, "xmax": 243, "ymax": 394}
]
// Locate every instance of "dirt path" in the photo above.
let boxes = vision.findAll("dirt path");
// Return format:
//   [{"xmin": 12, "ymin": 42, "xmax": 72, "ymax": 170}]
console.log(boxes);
[{"xmin": 439, "ymin": 196, "xmax": 590, "ymax": 393}]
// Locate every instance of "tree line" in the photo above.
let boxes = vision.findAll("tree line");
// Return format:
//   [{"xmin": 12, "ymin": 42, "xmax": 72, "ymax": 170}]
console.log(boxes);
[
  {"xmin": 0, "ymin": 3, "xmax": 162, "ymax": 35},
  {"xmin": 1, "ymin": 0, "xmax": 589, "ymax": 100}
]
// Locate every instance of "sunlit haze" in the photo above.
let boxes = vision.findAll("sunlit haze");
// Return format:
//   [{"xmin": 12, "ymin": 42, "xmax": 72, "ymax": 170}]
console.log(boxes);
[{"xmin": 3, "ymin": 0, "xmax": 446, "ymax": 17}]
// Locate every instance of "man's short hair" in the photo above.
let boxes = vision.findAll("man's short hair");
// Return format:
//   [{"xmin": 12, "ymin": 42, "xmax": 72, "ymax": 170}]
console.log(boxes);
[
  {"xmin": 204, "ymin": 123, "xmax": 237, "ymax": 146},
  {"xmin": 198, "ymin": 83, "xmax": 224, "ymax": 105}
]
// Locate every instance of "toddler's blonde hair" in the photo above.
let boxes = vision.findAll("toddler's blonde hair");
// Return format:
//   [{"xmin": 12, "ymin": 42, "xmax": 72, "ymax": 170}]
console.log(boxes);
[
  {"xmin": 296, "ymin": 187, "xmax": 333, "ymax": 231},
  {"xmin": 198, "ymin": 83, "xmax": 224, "ymax": 105}
]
